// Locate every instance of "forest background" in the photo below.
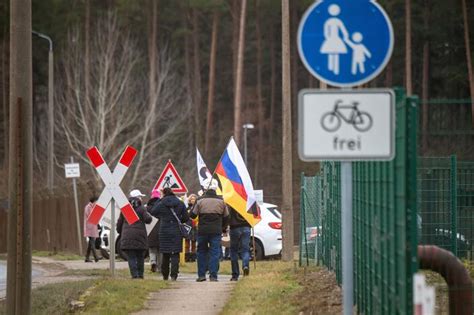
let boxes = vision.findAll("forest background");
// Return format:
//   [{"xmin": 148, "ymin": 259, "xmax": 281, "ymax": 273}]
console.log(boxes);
[{"xmin": 0, "ymin": 0, "xmax": 473, "ymax": 241}]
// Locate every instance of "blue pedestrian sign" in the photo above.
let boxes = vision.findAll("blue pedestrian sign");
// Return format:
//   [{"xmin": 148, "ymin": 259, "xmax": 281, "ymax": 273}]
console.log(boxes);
[{"xmin": 297, "ymin": 0, "xmax": 394, "ymax": 88}]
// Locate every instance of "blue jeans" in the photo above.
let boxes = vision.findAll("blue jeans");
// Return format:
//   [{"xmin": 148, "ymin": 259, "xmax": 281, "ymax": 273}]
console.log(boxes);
[
  {"xmin": 230, "ymin": 227, "xmax": 251, "ymax": 279},
  {"xmin": 124, "ymin": 249, "xmax": 145, "ymax": 279},
  {"xmin": 197, "ymin": 233, "xmax": 221, "ymax": 279}
]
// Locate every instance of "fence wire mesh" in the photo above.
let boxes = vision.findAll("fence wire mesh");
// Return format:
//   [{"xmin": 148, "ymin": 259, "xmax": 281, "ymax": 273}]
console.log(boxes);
[{"xmin": 418, "ymin": 157, "xmax": 474, "ymax": 261}]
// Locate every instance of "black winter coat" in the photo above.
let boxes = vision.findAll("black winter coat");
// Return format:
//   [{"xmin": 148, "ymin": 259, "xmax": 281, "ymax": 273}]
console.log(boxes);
[
  {"xmin": 117, "ymin": 198, "xmax": 152, "ymax": 250},
  {"xmin": 146, "ymin": 197, "xmax": 160, "ymax": 248},
  {"xmin": 150, "ymin": 195, "xmax": 188, "ymax": 254}
]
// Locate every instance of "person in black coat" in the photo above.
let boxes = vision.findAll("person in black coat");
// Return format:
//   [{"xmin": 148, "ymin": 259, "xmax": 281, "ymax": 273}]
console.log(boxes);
[
  {"xmin": 117, "ymin": 189, "xmax": 152, "ymax": 279},
  {"xmin": 150, "ymin": 188, "xmax": 188, "ymax": 281},
  {"xmin": 146, "ymin": 189, "xmax": 162, "ymax": 273}
]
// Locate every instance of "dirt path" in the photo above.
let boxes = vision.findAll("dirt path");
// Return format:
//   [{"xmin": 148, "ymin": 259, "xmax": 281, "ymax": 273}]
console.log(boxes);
[{"xmin": 134, "ymin": 273, "xmax": 235, "ymax": 315}]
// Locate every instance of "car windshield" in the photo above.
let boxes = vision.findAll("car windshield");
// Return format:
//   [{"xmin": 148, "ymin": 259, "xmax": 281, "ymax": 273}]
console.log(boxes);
[{"xmin": 266, "ymin": 206, "xmax": 281, "ymax": 219}]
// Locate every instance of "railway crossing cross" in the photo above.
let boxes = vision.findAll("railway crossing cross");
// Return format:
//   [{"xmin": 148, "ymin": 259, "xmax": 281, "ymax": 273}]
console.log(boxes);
[{"xmin": 86, "ymin": 146, "xmax": 139, "ymax": 225}]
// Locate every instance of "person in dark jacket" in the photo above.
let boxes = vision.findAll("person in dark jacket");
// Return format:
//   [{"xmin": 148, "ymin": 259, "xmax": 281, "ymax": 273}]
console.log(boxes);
[
  {"xmin": 117, "ymin": 189, "xmax": 152, "ymax": 279},
  {"xmin": 190, "ymin": 178, "xmax": 229, "ymax": 282},
  {"xmin": 146, "ymin": 189, "xmax": 162, "ymax": 273},
  {"xmin": 150, "ymin": 188, "xmax": 188, "ymax": 281},
  {"xmin": 228, "ymin": 207, "xmax": 251, "ymax": 281}
]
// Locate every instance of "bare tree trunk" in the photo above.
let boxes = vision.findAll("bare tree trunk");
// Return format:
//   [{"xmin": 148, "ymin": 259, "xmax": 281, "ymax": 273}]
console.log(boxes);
[
  {"xmin": 233, "ymin": 0, "xmax": 247, "ymax": 146},
  {"xmin": 405, "ymin": 0, "xmax": 412, "ymax": 95},
  {"xmin": 255, "ymin": 0, "xmax": 264, "ymax": 186},
  {"xmin": 183, "ymin": 11, "xmax": 192, "ymax": 92},
  {"xmin": 192, "ymin": 8, "xmax": 202, "ymax": 147},
  {"xmin": 7, "ymin": 0, "xmax": 33, "ymax": 312},
  {"xmin": 269, "ymin": 22, "xmax": 276, "ymax": 145},
  {"xmin": 308, "ymin": 73, "xmax": 316, "ymax": 88},
  {"xmin": 231, "ymin": 0, "xmax": 240, "ymax": 86},
  {"xmin": 148, "ymin": 0, "xmax": 158, "ymax": 136},
  {"xmin": 461, "ymin": 0, "xmax": 474, "ymax": 126},
  {"xmin": 421, "ymin": 1, "xmax": 430, "ymax": 153},
  {"xmin": 385, "ymin": 61, "xmax": 393, "ymax": 87},
  {"xmin": 2, "ymin": 35, "xmax": 8, "ymax": 172},
  {"xmin": 183, "ymin": 8, "xmax": 194, "ymax": 151},
  {"xmin": 205, "ymin": 10, "xmax": 219, "ymax": 156},
  {"xmin": 281, "ymin": 0, "xmax": 294, "ymax": 262},
  {"xmin": 290, "ymin": 1, "xmax": 298, "ymax": 134},
  {"xmin": 84, "ymin": 0, "xmax": 90, "ymax": 107}
]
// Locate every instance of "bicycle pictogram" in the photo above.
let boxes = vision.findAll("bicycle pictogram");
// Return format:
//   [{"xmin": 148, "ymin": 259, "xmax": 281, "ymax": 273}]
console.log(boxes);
[{"xmin": 320, "ymin": 100, "xmax": 373, "ymax": 132}]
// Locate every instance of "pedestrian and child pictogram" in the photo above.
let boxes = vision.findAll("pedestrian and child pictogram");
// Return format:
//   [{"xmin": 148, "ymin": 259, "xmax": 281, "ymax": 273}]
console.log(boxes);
[
  {"xmin": 86, "ymin": 146, "xmax": 140, "ymax": 225},
  {"xmin": 153, "ymin": 160, "xmax": 188, "ymax": 194},
  {"xmin": 297, "ymin": 0, "xmax": 394, "ymax": 87}
]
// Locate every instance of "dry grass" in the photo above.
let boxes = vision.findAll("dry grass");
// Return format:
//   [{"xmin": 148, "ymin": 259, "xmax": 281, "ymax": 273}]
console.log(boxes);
[
  {"xmin": 178, "ymin": 259, "xmax": 233, "ymax": 275},
  {"xmin": 81, "ymin": 277, "xmax": 168, "ymax": 314},
  {"xmin": 221, "ymin": 261, "xmax": 301, "ymax": 315},
  {"xmin": 0, "ymin": 280, "xmax": 95, "ymax": 315},
  {"xmin": 32, "ymin": 250, "xmax": 83, "ymax": 261}
]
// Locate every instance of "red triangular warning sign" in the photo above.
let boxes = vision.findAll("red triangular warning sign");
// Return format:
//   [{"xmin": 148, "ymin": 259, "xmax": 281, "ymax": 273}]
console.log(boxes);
[{"xmin": 153, "ymin": 160, "xmax": 188, "ymax": 194}]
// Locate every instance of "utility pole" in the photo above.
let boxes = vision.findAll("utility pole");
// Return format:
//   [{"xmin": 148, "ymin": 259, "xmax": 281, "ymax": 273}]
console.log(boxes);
[
  {"xmin": 281, "ymin": 0, "xmax": 294, "ymax": 262},
  {"xmin": 7, "ymin": 0, "xmax": 33, "ymax": 313}
]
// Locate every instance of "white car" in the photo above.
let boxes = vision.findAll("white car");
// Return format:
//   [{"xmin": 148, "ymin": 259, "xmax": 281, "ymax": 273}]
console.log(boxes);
[{"xmin": 251, "ymin": 202, "xmax": 282, "ymax": 260}]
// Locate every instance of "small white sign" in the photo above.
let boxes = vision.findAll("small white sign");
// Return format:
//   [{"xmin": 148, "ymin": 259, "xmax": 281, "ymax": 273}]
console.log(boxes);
[
  {"xmin": 254, "ymin": 190, "xmax": 264, "ymax": 205},
  {"xmin": 298, "ymin": 89, "xmax": 395, "ymax": 161},
  {"xmin": 64, "ymin": 163, "xmax": 80, "ymax": 178}
]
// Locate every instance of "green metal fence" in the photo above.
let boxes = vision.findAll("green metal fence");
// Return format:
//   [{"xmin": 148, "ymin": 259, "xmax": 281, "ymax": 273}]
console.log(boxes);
[
  {"xmin": 300, "ymin": 89, "xmax": 419, "ymax": 314},
  {"xmin": 418, "ymin": 156, "xmax": 474, "ymax": 259}
]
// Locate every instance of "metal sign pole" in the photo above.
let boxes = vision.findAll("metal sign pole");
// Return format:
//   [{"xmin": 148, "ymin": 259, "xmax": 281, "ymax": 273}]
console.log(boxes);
[
  {"xmin": 341, "ymin": 161, "xmax": 353, "ymax": 315},
  {"xmin": 110, "ymin": 199, "xmax": 116, "ymax": 277},
  {"xmin": 71, "ymin": 157, "xmax": 83, "ymax": 256}
]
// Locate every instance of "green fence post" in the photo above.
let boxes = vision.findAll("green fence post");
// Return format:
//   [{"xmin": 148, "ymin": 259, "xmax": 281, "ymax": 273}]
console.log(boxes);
[
  {"xmin": 450, "ymin": 155, "xmax": 458, "ymax": 256},
  {"xmin": 300, "ymin": 172, "xmax": 305, "ymax": 266}
]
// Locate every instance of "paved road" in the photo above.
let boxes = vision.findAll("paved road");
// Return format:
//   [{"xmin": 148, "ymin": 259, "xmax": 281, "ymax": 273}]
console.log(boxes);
[
  {"xmin": 0, "ymin": 260, "xmax": 44, "ymax": 299},
  {"xmin": 0, "ymin": 261, "xmax": 6, "ymax": 294},
  {"xmin": 134, "ymin": 273, "xmax": 235, "ymax": 315}
]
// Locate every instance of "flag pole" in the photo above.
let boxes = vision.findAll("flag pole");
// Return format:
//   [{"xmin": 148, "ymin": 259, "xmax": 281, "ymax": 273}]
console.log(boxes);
[{"xmin": 252, "ymin": 227, "xmax": 257, "ymax": 270}]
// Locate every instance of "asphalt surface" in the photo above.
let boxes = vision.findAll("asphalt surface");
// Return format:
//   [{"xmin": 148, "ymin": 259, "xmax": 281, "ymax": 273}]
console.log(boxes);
[
  {"xmin": 133, "ymin": 273, "xmax": 235, "ymax": 315},
  {"xmin": 0, "ymin": 260, "xmax": 43, "ymax": 299},
  {"xmin": 0, "ymin": 261, "xmax": 6, "ymax": 293}
]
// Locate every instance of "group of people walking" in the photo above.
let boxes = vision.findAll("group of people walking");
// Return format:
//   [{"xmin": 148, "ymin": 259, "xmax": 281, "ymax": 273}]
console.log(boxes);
[{"xmin": 83, "ymin": 177, "xmax": 251, "ymax": 282}]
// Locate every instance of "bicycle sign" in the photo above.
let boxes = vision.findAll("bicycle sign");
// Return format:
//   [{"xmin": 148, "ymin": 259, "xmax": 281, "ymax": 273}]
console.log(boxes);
[
  {"xmin": 298, "ymin": 89, "xmax": 395, "ymax": 161},
  {"xmin": 321, "ymin": 100, "xmax": 373, "ymax": 132}
]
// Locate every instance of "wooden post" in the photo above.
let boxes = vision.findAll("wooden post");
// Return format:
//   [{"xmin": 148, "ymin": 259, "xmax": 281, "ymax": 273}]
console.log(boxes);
[
  {"xmin": 281, "ymin": 0, "xmax": 294, "ymax": 262},
  {"xmin": 7, "ymin": 0, "xmax": 33, "ymax": 312}
]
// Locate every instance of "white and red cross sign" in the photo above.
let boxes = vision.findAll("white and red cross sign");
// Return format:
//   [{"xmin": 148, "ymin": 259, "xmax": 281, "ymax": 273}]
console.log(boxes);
[{"xmin": 86, "ymin": 146, "xmax": 139, "ymax": 225}]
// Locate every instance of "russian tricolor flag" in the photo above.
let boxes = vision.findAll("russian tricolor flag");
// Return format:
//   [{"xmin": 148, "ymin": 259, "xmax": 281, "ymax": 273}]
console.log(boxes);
[{"xmin": 215, "ymin": 138, "xmax": 261, "ymax": 227}]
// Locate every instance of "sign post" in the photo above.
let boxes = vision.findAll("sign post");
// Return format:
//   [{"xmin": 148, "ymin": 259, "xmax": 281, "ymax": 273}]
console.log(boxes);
[
  {"xmin": 65, "ymin": 157, "xmax": 82, "ymax": 255},
  {"xmin": 297, "ymin": 1, "xmax": 394, "ymax": 314},
  {"xmin": 85, "ymin": 146, "xmax": 139, "ymax": 277},
  {"xmin": 110, "ymin": 199, "xmax": 115, "ymax": 276}
]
